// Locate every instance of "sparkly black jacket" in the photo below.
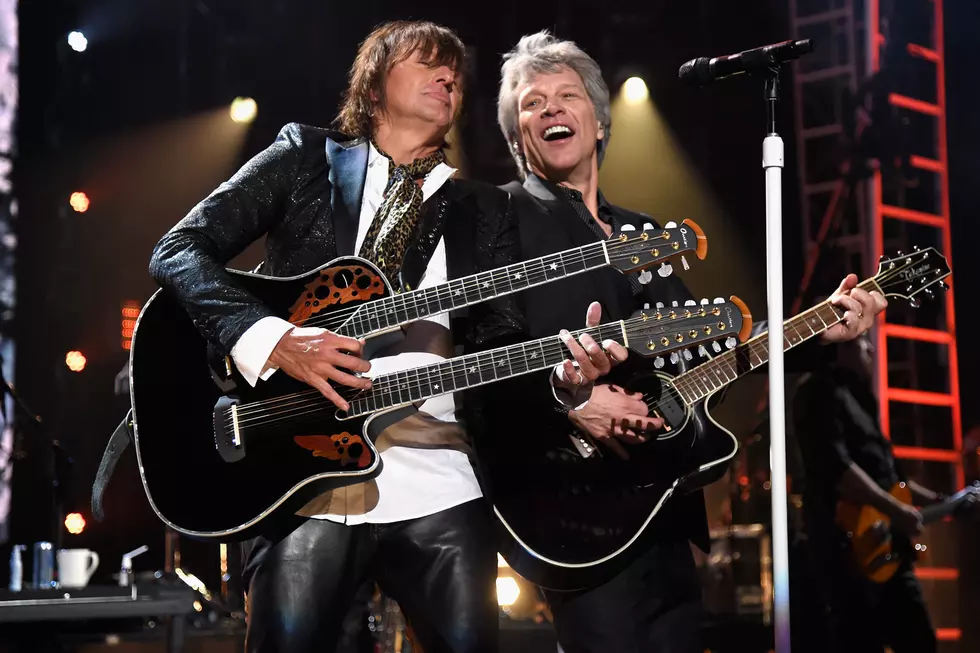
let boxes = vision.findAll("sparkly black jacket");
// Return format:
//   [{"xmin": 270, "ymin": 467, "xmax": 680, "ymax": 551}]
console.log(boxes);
[{"xmin": 148, "ymin": 122, "xmax": 526, "ymax": 358}]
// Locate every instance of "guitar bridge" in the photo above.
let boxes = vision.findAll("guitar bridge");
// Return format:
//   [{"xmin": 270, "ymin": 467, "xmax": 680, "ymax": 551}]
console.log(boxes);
[
  {"xmin": 213, "ymin": 395, "xmax": 245, "ymax": 462},
  {"xmin": 569, "ymin": 433, "xmax": 599, "ymax": 459}
]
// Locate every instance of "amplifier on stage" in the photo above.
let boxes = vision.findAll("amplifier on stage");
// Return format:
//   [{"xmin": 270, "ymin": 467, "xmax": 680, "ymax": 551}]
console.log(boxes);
[{"xmin": 699, "ymin": 523, "xmax": 773, "ymax": 624}]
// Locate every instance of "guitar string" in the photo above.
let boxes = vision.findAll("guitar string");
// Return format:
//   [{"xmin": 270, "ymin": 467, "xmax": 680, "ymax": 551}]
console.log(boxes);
[
  {"xmin": 227, "ymin": 306, "xmax": 713, "ymax": 418},
  {"xmin": 666, "ymin": 279, "xmax": 880, "ymax": 400},
  {"xmin": 643, "ymin": 270, "xmax": 924, "ymax": 422},
  {"xmin": 226, "ymin": 310, "xmax": 726, "ymax": 427},
  {"xmin": 259, "ymin": 233, "xmax": 686, "ymax": 334},
  {"xmin": 227, "ymin": 319, "xmax": 646, "ymax": 426},
  {"xmin": 226, "ymin": 262, "xmax": 935, "ymax": 431}
]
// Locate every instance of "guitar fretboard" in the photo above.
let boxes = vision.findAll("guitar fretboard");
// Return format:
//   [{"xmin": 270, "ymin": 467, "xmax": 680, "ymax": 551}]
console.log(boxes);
[
  {"xmin": 336, "ymin": 242, "xmax": 610, "ymax": 339},
  {"xmin": 347, "ymin": 321, "xmax": 627, "ymax": 417},
  {"xmin": 670, "ymin": 279, "xmax": 881, "ymax": 405}
]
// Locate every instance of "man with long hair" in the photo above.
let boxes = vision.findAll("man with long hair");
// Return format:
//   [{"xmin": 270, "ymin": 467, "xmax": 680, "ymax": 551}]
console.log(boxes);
[{"xmin": 149, "ymin": 21, "xmax": 615, "ymax": 653}]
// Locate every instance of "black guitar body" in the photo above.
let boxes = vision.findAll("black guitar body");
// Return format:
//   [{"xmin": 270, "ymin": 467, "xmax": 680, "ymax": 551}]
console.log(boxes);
[
  {"xmin": 129, "ymin": 257, "xmax": 397, "ymax": 541},
  {"xmin": 492, "ymin": 365, "xmax": 738, "ymax": 591}
]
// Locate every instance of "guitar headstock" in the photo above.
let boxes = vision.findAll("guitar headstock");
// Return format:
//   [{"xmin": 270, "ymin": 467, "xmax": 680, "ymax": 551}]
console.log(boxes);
[
  {"xmin": 874, "ymin": 246, "xmax": 951, "ymax": 308},
  {"xmin": 622, "ymin": 296, "xmax": 752, "ymax": 367},
  {"xmin": 606, "ymin": 219, "xmax": 707, "ymax": 277}
]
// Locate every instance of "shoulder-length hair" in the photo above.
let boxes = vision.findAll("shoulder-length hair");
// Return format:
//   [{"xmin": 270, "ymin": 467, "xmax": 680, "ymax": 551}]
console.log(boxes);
[{"xmin": 333, "ymin": 21, "xmax": 467, "ymax": 140}]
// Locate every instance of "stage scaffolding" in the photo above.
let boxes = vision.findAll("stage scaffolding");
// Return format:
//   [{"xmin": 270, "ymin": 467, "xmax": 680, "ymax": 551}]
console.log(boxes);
[{"xmin": 790, "ymin": 0, "xmax": 963, "ymax": 645}]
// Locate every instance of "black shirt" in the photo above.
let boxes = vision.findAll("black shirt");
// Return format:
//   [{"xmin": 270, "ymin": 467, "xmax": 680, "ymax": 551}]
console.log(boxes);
[
  {"xmin": 793, "ymin": 365, "xmax": 909, "ymax": 553},
  {"xmin": 538, "ymin": 177, "xmax": 644, "ymax": 297}
]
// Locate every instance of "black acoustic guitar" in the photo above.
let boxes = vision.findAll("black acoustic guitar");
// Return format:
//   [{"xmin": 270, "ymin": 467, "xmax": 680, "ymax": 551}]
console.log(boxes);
[
  {"xmin": 129, "ymin": 221, "xmax": 711, "ymax": 540},
  {"xmin": 132, "ymin": 284, "xmax": 750, "ymax": 540},
  {"xmin": 492, "ymin": 247, "xmax": 952, "ymax": 590}
]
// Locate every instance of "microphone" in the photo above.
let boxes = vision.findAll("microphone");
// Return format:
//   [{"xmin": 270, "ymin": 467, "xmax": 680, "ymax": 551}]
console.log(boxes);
[{"xmin": 678, "ymin": 39, "xmax": 814, "ymax": 86}]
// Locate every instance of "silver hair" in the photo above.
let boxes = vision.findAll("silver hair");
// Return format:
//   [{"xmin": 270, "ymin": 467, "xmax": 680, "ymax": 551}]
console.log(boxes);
[{"xmin": 497, "ymin": 30, "xmax": 611, "ymax": 179}]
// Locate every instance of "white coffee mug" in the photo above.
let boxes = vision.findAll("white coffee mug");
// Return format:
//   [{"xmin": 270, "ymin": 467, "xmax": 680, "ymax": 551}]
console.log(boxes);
[{"xmin": 57, "ymin": 549, "xmax": 99, "ymax": 589}]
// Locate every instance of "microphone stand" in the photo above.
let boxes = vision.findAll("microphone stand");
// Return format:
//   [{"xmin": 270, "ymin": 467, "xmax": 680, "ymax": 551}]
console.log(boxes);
[{"xmin": 761, "ymin": 70, "xmax": 791, "ymax": 653}]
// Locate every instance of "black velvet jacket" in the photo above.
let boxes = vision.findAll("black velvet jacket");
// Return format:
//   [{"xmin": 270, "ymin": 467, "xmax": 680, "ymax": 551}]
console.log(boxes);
[{"xmin": 148, "ymin": 122, "xmax": 525, "ymax": 358}]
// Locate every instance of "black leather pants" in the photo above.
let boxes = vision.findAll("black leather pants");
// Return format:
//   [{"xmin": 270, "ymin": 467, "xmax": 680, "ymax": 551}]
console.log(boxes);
[{"xmin": 240, "ymin": 499, "xmax": 499, "ymax": 653}]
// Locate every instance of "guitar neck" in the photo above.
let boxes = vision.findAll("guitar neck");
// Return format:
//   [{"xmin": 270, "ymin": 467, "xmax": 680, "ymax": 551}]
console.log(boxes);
[
  {"xmin": 671, "ymin": 279, "xmax": 882, "ymax": 405},
  {"xmin": 346, "ymin": 321, "xmax": 627, "ymax": 417},
  {"xmin": 920, "ymin": 487, "xmax": 977, "ymax": 524},
  {"xmin": 338, "ymin": 242, "xmax": 611, "ymax": 338}
]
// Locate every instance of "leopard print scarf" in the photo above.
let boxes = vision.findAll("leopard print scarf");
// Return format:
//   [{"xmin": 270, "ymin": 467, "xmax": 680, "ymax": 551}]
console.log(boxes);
[{"xmin": 358, "ymin": 143, "xmax": 447, "ymax": 289}]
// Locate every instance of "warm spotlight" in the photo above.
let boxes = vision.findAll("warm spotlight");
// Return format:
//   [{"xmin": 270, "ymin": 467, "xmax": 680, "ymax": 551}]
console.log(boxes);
[
  {"xmin": 65, "ymin": 512, "xmax": 86, "ymax": 535},
  {"xmin": 622, "ymin": 77, "xmax": 649, "ymax": 104},
  {"xmin": 65, "ymin": 351, "xmax": 87, "ymax": 372},
  {"xmin": 68, "ymin": 31, "xmax": 88, "ymax": 53},
  {"xmin": 230, "ymin": 97, "xmax": 258, "ymax": 124},
  {"xmin": 496, "ymin": 576, "xmax": 521, "ymax": 607},
  {"xmin": 70, "ymin": 191, "xmax": 90, "ymax": 213}
]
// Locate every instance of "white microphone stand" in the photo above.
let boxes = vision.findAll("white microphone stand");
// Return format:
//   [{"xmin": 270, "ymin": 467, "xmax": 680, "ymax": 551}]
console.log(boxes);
[{"xmin": 762, "ymin": 70, "xmax": 791, "ymax": 653}]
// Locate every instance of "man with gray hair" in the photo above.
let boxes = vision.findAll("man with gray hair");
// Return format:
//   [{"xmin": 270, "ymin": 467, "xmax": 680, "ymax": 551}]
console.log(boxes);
[{"xmin": 481, "ymin": 30, "xmax": 887, "ymax": 653}]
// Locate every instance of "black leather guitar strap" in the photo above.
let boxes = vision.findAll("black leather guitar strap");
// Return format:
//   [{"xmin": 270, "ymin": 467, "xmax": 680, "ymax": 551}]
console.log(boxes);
[{"xmin": 90, "ymin": 409, "xmax": 134, "ymax": 522}]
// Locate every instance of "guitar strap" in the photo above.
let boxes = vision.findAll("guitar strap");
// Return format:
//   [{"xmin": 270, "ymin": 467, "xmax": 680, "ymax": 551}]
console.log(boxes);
[{"xmin": 90, "ymin": 409, "xmax": 134, "ymax": 522}]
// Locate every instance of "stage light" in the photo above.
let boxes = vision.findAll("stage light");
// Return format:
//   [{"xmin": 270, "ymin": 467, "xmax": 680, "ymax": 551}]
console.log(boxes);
[
  {"xmin": 230, "ymin": 97, "xmax": 257, "ymax": 124},
  {"xmin": 121, "ymin": 302, "xmax": 141, "ymax": 350},
  {"xmin": 622, "ymin": 77, "xmax": 649, "ymax": 104},
  {"xmin": 496, "ymin": 576, "xmax": 520, "ymax": 607},
  {"xmin": 65, "ymin": 512, "xmax": 86, "ymax": 535},
  {"xmin": 68, "ymin": 31, "xmax": 88, "ymax": 53},
  {"xmin": 70, "ymin": 191, "xmax": 90, "ymax": 213},
  {"xmin": 65, "ymin": 350, "xmax": 87, "ymax": 372}
]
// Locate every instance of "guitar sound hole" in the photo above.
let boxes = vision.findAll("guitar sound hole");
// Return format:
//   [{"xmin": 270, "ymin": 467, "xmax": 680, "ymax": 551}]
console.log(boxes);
[
  {"xmin": 356, "ymin": 275, "xmax": 372, "ymax": 290},
  {"xmin": 333, "ymin": 269, "xmax": 355, "ymax": 289}
]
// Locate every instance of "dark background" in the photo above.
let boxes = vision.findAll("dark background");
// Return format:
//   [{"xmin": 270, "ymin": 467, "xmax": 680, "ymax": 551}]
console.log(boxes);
[{"xmin": 5, "ymin": 0, "xmax": 978, "ymax": 609}]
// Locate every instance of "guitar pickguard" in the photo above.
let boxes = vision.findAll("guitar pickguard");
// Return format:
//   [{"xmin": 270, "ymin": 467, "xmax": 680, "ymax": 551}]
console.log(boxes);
[{"xmin": 288, "ymin": 264, "xmax": 385, "ymax": 324}]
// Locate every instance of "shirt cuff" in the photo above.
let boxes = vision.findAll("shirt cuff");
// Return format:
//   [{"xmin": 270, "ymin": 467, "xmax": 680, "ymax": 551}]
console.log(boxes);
[
  {"xmin": 550, "ymin": 363, "xmax": 592, "ymax": 411},
  {"xmin": 230, "ymin": 316, "xmax": 295, "ymax": 387}
]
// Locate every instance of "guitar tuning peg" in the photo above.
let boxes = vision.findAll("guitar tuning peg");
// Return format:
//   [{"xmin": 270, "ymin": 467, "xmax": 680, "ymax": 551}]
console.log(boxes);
[
  {"xmin": 909, "ymin": 297, "xmax": 921, "ymax": 308},
  {"xmin": 906, "ymin": 285, "xmax": 913, "ymax": 294},
  {"xmin": 683, "ymin": 349, "xmax": 693, "ymax": 361},
  {"xmin": 657, "ymin": 262, "xmax": 673, "ymax": 278},
  {"xmin": 896, "ymin": 250, "xmax": 903, "ymax": 256},
  {"xmin": 700, "ymin": 298, "xmax": 709, "ymax": 305},
  {"xmin": 698, "ymin": 344, "xmax": 708, "ymax": 357},
  {"xmin": 879, "ymin": 254, "xmax": 886, "ymax": 262},
  {"xmin": 940, "ymin": 281, "xmax": 949, "ymax": 291},
  {"xmin": 713, "ymin": 297, "xmax": 725, "ymax": 305},
  {"xmin": 643, "ymin": 222, "xmax": 655, "ymax": 230},
  {"xmin": 725, "ymin": 337, "xmax": 737, "ymax": 349},
  {"xmin": 619, "ymin": 224, "xmax": 636, "ymax": 232},
  {"xmin": 664, "ymin": 221, "xmax": 677, "ymax": 229},
  {"xmin": 712, "ymin": 342, "xmax": 722, "ymax": 353},
  {"xmin": 643, "ymin": 303, "xmax": 651, "ymax": 309},
  {"xmin": 671, "ymin": 301, "xmax": 679, "ymax": 307},
  {"xmin": 656, "ymin": 302, "xmax": 664, "ymax": 309},
  {"xmin": 684, "ymin": 300, "xmax": 696, "ymax": 307},
  {"xmin": 670, "ymin": 352, "xmax": 679, "ymax": 364},
  {"xmin": 913, "ymin": 245, "xmax": 920, "ymax": 251},
  {"xmin": 924, "ymin": 288, "xmax": 934, "ymax": 298},
  {"xmin": 681, "ymin": 255, "xmax": 690, "ymax": 271},
  {"xmin": 654, "ymin": 356, "xmax": 665, "ymax": 369},
  {"xmin": 637, "ymin": 269, "xmax": 653, "ymax": 285}
]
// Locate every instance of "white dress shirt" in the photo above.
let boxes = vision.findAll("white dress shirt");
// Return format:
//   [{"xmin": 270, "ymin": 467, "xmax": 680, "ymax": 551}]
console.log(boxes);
[{"xmin": 230, "ymin": 143, "xmax": 482, "ymax": 524}]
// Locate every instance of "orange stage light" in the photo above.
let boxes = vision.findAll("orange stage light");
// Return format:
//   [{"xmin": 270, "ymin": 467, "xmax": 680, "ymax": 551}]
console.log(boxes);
[
  {"xmin": 65, "ymin": 350, "xmax": 86, "ymax": 372},
  {"xmin": 70, "ymin": 192, "xmax": 90, "ymax": 213},
  {"xmin": 65, "ymin": 512, "xmax": 86, "ymax": 534}
]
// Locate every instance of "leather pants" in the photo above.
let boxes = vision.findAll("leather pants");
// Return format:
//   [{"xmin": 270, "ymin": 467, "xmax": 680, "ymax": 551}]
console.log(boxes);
[{"xmin": 240, "ymin": 499, "xmax": 499, "ymax": 653}]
